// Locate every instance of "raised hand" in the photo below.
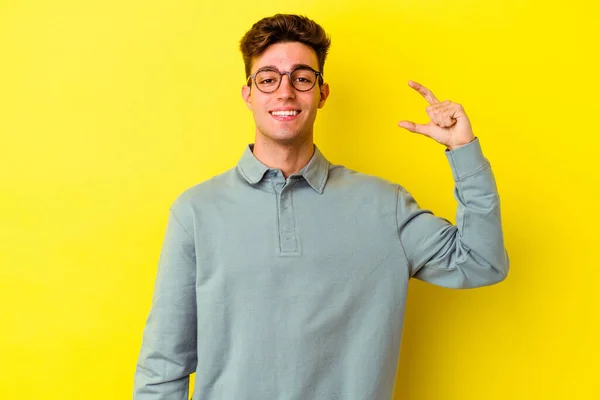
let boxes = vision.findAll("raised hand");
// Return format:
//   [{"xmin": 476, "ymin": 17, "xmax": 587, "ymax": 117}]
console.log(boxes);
[{"xmin": 398, "ymin": 80, "xmax": 476, "ymax": 150}]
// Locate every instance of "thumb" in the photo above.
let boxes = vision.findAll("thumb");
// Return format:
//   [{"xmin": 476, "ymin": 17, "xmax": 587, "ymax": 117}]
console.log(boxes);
[{"xmin": 398, "ymin": 120, "xmax": 430, "ymax": 135}]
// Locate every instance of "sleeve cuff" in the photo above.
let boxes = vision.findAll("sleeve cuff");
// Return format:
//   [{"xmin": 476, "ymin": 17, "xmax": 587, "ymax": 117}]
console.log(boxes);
[{"xmin": 445, "ymin": 137, "xmax": 489, "ymax": 181}]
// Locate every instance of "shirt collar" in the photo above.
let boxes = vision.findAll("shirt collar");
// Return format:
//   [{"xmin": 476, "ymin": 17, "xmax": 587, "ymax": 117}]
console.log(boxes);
[{"xmin": 236, "ymin": 144, "xmax": 330, "ymax": 194}]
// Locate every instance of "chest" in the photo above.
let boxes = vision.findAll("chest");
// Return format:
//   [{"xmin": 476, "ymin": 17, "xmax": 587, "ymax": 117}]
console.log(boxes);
[{"xmin": 192, "ymin": 185, "xmax": 407, "ymax": 307}]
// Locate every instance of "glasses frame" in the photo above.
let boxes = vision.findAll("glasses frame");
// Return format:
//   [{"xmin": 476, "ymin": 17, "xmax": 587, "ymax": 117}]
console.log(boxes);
[{"xmin": 247, "ymin": 66, "xmax": 323, "ymax": 93}]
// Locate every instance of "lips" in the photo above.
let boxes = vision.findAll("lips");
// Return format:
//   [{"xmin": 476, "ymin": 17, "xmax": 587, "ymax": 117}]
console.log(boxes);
[
  {"xmin": 269, "ymin": 109, "xmax": 301, "ymax": 121},
  {"xmin": 270, "ymin": 109, "xmax": 301, "ymax": 116}
]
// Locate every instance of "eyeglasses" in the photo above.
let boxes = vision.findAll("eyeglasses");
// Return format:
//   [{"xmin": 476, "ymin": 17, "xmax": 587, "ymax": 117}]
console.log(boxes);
[{"xmin": 247, "ymin": 66, "xmax": 323, "ymax": 93}]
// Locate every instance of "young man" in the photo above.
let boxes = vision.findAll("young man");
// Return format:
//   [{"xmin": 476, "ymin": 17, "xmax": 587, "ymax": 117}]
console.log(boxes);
[{"xmin": 133, "ymin": 14, "xmax": 509, "ymax": 400}]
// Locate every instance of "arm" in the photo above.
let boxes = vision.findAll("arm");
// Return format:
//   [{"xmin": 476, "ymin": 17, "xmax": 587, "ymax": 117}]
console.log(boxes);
[
  {"xmin": 133, "ymin": 206, "xmax": 197, "ymax": 399},
  {"xmin": 396, "ymin": 138, "xmax": 509, "ymax": 288},
  {"xmin": 396, "ymin": 80, "xmax": 509, "ymax": 288}
]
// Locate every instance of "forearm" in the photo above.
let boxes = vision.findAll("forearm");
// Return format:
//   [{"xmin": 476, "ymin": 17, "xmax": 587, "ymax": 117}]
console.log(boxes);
[
  {"xmin": 133, "ymin": 208, "xmax": 198, "ymax": 399},
  {"xmin": 447, "ymin": 138, "xmax": 509, "ymax": 276},
  {"xmin": 399, "ymin": 138, "xmax": 510, "ymax": 288},
  {"xmin": 134, "ymin": 292, "xmax": 197, "ymax": 399},
  {"xmin": 134, "ymin": 357, "xmax": 191, "ymax": 400}
]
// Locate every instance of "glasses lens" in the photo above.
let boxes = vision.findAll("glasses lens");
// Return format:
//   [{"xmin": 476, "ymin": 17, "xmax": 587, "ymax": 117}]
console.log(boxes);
[
  {"xmin": 291, "ymin": 68, "xmax": 316, "ymax": 91},
  {"xmin": 255, "ymin": 70, "xmax": 280, "ymax": 92}
]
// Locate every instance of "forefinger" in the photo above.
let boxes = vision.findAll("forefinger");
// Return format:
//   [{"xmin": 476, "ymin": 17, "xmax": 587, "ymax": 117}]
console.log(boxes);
[{"xmin": 408, "ymin": 80, "xmax": 440, "ymax": 105}]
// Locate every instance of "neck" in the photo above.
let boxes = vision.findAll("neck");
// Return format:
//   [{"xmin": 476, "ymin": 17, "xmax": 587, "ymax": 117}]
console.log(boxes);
[{"xmin": 252, "ymin": 134, "xmax": 314, "ymax": 179}]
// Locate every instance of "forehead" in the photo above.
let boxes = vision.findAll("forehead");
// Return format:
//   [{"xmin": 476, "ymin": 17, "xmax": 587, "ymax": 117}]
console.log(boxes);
[{"xmin": 251, "ymin": 42, "xmax": 319, "ymax": 72}]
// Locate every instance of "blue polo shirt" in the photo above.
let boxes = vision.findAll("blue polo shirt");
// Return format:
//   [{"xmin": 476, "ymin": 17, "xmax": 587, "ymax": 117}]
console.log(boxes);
[{"xmin": 134, "ymin": 138, "xmax": 509, "ymax": 399}]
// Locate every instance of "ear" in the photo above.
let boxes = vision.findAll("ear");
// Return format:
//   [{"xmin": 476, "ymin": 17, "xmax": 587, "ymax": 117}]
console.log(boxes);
[
  {"xmin": 318, "ymin": 82, "xmax": 330, "ymax": 109},
  {"xmin": 241, "ymin": 85, "xmax": 252, "ymax": 111}
]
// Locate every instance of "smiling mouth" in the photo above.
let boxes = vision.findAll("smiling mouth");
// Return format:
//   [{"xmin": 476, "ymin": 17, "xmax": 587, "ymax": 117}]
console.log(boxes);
[{"xmin": 270, "ymin": 110, "xmax": 301, "ymax": 117}]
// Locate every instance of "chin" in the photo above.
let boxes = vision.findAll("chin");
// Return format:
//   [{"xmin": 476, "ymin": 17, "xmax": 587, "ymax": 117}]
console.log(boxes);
[
  {"xmin": 270, "ymin": 134, "xmax": 302, "ymax": 145},
  {"xmin": 259, "ymin": 128, "xmax": 307, "ymax": 145}
]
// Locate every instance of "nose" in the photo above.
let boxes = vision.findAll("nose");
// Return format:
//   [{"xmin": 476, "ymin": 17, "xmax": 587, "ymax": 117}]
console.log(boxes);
[{"xmin": 276, "ymin": 74, "xmax": 295, "ymax": 100}]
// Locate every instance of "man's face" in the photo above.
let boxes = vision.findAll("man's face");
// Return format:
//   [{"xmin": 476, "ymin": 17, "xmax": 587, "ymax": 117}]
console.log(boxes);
[{"xmin": 241, "ymin": 42, "xmax": 330, "ymax": 145}]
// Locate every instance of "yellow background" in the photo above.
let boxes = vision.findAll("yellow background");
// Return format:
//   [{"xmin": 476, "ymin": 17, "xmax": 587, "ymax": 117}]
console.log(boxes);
[{"xmin": 1, "ymin": 0, "xmax": 599, "ymax": 398}]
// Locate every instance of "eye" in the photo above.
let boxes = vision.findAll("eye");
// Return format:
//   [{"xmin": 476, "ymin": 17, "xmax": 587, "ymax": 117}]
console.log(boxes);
[
  {"xmin": 255, "ymin": 70, "xmax": 280, "ymax": 85},
  {"xmin": 291, "ymin": 69, "xmax": 315, "ymax": 84}
]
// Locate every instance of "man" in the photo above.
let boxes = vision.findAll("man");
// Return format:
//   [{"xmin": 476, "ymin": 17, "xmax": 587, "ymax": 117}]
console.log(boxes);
[{"xmin": 134, "ymin": 14, "xmax": 509, "ymax": 400}]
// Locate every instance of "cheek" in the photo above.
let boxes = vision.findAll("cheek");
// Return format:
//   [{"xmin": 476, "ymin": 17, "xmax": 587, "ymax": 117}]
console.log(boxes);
[
  {"xmin": 250, "ymin": 92, "xmax": 270, "ymax": 110},
  {"xmin": 303, "ymin": 94, "xmax": 321, "ymax": 111}
]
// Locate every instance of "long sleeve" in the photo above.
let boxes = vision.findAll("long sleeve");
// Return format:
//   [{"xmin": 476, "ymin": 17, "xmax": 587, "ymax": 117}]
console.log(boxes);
[
  {"xmin": 133, "ymin": 207, "xmax": 198, "ymax": 399},
  {"xmin": 396, "ymin": 138, "xmax": 510, "ymax": 288}
]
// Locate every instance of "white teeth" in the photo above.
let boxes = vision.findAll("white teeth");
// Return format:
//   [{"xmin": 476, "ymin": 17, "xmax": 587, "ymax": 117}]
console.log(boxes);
[{"xmin": 271, "ymin": 110, "xmax": 299, "ymax": 116}]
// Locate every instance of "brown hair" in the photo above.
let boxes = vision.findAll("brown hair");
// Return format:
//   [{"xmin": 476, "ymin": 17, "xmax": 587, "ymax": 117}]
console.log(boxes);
[{"xmin": 239, "ymin": 14, "xmax": 331, "ymax": 81}]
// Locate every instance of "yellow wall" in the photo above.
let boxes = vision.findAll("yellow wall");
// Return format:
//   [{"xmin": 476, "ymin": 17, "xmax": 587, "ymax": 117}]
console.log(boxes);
[{"xmin": 1, "ymin": 0, "xmax": 598, "ymax": 398}]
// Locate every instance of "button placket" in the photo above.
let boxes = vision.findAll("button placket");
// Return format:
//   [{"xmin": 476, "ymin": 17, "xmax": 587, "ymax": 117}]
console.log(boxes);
[{"xmin": 277, "ymin": 181, "xmax": 299, "ymax": 255}]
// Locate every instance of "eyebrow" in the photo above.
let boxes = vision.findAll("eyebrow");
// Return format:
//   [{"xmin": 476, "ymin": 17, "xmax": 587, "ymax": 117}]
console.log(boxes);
[{"xmin": 254, "ymin": 63, "xmax": 316, "ymax": 72}]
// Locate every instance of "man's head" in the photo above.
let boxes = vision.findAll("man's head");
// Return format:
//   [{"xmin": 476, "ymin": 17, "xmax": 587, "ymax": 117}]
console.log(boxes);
[{"xmin": 240, "ymin": 14, "xmax": 331, "ymax": 146}]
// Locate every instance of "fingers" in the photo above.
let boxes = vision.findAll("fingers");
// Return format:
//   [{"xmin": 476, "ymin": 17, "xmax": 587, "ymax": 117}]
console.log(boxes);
[
  {"xmin": 398, "ymin": 120, "xmax": 430, "ymax": 135},
  {"xmin": 408, "ymin": 80, "xmax": 439, "ymax": 105},
  {"xmin": 399, "ymin": 101, "xmax": 462, "ymax": 133},
  {"xmin": 426, "ymin": 100, "xmax": 457, "ymax": 128},
  {"xmin": 402, "ymin": 81, "xmax": 466, "ymax": 132}
]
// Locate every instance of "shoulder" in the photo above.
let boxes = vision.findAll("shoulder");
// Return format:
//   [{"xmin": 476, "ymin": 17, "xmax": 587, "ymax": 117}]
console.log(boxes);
[
  {"xmin": 326, "ymin": 163, "xmax": 401, "ymax": 198},
  {"xmin": 169, "ymin": 167, "xmax": 239, "ymax": 219}
]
